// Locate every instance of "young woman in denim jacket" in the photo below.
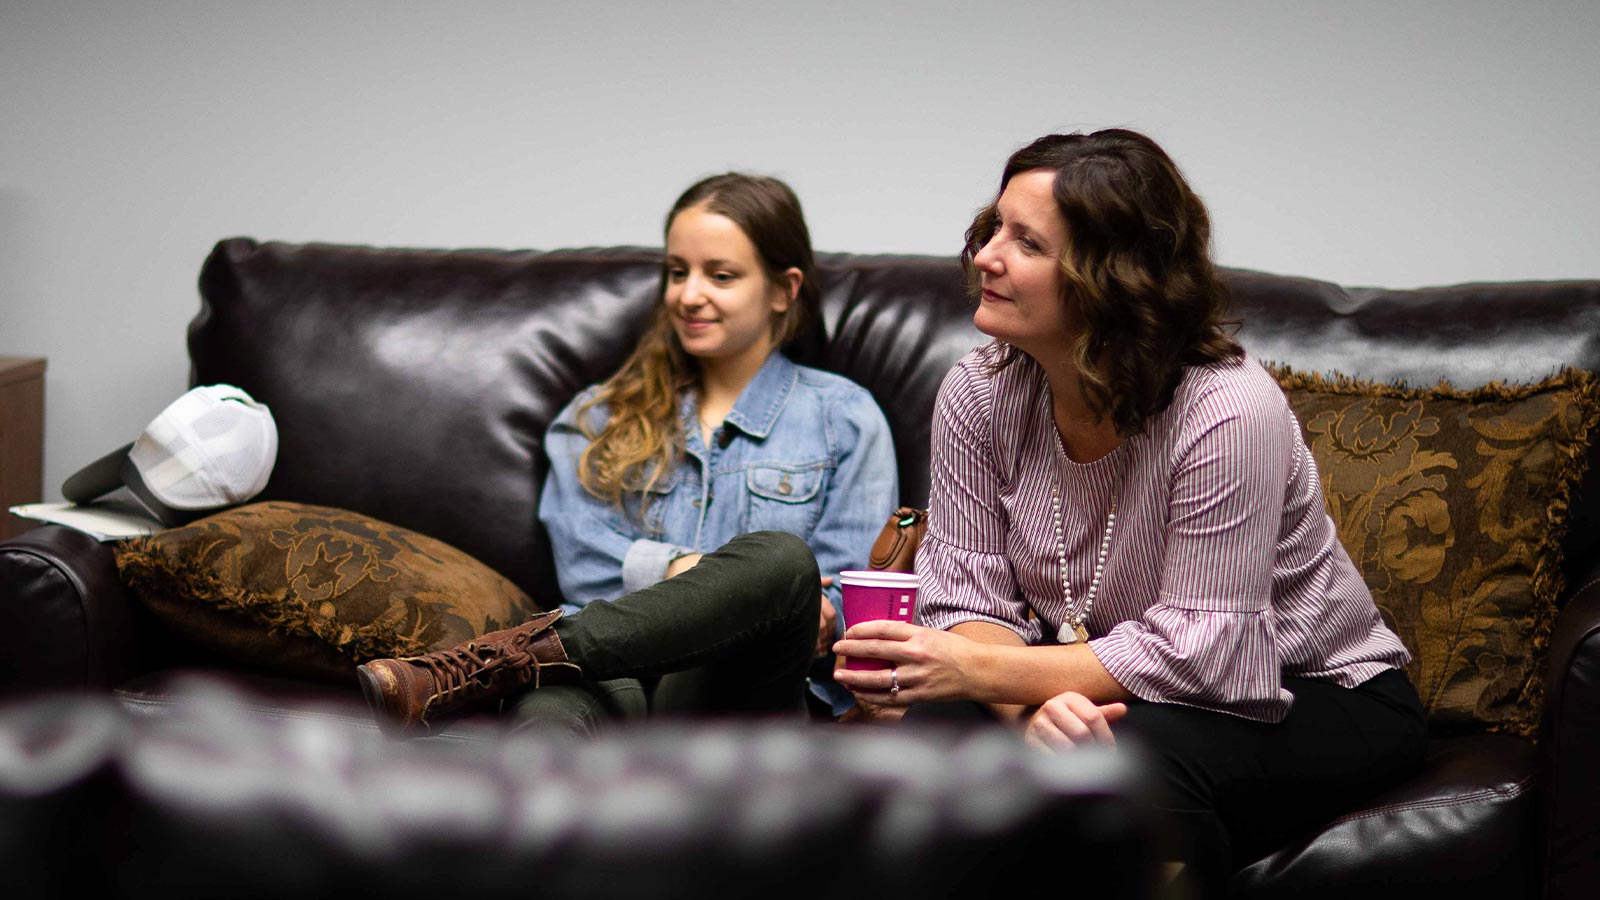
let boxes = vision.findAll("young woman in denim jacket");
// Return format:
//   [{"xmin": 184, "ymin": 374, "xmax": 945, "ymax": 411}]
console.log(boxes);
[{"xmin": 358, "ymin": 174, "xmax": 897, "ymax": 733}]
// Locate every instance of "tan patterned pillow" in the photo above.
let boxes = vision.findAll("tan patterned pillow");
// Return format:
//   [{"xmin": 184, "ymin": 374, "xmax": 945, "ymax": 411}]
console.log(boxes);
[
  {"xmin": 115, "ymin": 501, "xmax": 542, "ymax": 683},
  {"xmin": 1273, "ymin": 366, "xmax": 1600, "ymax": 737}
]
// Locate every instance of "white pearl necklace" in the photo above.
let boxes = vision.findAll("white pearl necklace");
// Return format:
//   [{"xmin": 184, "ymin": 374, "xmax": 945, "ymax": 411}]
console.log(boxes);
[
  {"xmin": 1050, "ymin": 432, "xmax": 1125, "ymax": 645},
  {"xmin": 1052, "ymin": 481, "xmax": 1116, "ymax": 644}
]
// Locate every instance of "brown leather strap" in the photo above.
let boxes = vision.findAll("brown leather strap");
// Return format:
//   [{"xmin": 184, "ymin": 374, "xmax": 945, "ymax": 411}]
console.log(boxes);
[{"xmin": 868, "ymin": 507, "xmax": 927, "ymax": 572}]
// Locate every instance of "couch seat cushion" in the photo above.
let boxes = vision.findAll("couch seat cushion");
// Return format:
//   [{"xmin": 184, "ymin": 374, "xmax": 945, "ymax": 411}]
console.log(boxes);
[
  {"xmin": 113, "ymin": 669, "xmax": 502, "ymax": 743},
  {"xmin": 1232, "ymin": 733, "xmax": 1537, "ymax": 899}
]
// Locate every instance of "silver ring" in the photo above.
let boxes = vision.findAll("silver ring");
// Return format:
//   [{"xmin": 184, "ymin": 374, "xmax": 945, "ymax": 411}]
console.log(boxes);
[{"xmin": 889, "ymin": 667, "xmax": 900, "ymax": 697}]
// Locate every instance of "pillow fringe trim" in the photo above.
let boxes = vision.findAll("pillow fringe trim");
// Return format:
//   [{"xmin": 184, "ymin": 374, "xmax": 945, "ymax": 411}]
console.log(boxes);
[{"xmin": 1519, "ymin": 372, "xmax": 1600, "ymax": 740}]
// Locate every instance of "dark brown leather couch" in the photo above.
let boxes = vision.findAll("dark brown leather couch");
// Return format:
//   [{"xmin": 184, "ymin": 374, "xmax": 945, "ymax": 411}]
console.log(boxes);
[{"xmin": 3, "ymin": 238, "xmax": 1598, "ymax": 898}]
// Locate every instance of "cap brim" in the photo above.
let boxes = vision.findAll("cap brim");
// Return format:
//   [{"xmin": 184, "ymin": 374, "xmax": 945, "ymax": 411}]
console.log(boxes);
[
  {"xmin": 120, "ymin": 454, "xmax": 198, "ymax": 528},
  {"xmin": 61, "ymin": 442, "xmax": 135, "ymax": 505}
]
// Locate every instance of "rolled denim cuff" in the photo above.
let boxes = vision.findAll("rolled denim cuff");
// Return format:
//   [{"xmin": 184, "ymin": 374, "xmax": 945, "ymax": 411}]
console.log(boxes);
[
  {"xmin": 825, "ymin": 586, "xmax": 845, "ymax": 638},
  {"xmin": 621, "ymin": 539, "xmax": 692, "ymax": 595}
]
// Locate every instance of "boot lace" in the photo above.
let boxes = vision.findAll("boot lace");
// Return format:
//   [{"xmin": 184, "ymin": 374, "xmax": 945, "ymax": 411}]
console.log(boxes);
[{"xmin": 415, "ymin": 625, "xmax": 548, "ymax": 708}]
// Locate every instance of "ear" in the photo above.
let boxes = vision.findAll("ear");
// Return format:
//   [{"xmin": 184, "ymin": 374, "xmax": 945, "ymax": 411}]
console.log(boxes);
[{"xmin": 771, "ymin": 267, "xmax": 802, "ymax": 314}]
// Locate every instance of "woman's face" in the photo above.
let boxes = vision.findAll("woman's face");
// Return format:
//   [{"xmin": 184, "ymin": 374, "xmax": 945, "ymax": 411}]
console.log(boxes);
[
  {"xmin": 971, "ymin": 169, "xmax": 1076, "ymax": 359},
  {"xmin": 664, "ymin": 204, "xmax": 798, "ymax": 378}
]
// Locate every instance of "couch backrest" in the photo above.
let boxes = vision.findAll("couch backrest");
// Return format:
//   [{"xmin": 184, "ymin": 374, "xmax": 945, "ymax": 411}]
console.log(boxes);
[
  {"xmin": 192, "ymin": 238, "xmax": 1600, "ymax": 603},
  {"xmin": 194, "ymin": 240, "xmax": 661, "ymax": 603}
]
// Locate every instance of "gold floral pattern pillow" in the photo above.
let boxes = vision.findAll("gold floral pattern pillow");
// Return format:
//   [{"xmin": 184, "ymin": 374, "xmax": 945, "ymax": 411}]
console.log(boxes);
[
  {"xmin": 115, "ymin": 501, "xmax": 543, "ymax": 683},
  {"xmin": 1273, "ymin": 366, "xmax": 1600, "ymax": 737}
]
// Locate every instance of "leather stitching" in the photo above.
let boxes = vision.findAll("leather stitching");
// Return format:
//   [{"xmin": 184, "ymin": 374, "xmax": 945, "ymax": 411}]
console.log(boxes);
[
  {"xmin": 1320, "ymin": 775, "xmax": 1535, "ymax": 825},
  {"xmin": 1568, "ymin": 576, "xmax": 1600, "ymax": 597}
]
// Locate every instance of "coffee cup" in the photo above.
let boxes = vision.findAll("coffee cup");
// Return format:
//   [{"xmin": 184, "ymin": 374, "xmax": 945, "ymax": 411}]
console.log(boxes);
[{"xmin": 838, "ymin": 570, "xmax": 919, "ymax": 670}]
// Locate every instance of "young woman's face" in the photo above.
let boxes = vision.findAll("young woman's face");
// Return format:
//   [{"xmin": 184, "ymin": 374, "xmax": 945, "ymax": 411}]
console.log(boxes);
[
  {"xmin": 971, "ymin": 169, "xmax": 1076, "ymax": 359},
  {"xmin": 663, "ymin": 204, "xmax": 797, "ymax": 376}
]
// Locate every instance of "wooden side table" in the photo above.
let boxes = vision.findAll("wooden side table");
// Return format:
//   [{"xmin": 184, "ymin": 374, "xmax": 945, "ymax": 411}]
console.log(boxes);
[{"xmin": 0, "ymin": 357, "xmax": 46, "ymax": 540}]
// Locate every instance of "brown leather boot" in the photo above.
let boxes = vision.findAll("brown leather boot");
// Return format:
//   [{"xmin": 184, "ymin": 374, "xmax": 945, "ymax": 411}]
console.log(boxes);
[{"xmin": 356, "ymin": 609, "xmax": 582, "ymax": 735}]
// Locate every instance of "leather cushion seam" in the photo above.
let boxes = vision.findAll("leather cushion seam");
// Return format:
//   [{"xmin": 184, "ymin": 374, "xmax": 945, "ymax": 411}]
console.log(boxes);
[{"xmin": 1321, "ymin": 775, "xmax": 1535, "ymax": 825}]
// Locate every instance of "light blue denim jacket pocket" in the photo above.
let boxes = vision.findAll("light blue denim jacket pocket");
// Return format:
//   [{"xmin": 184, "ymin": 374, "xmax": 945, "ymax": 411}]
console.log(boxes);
[{"xmin": 743, "ymin": 463, "xmax": 826, "ymax": 534}]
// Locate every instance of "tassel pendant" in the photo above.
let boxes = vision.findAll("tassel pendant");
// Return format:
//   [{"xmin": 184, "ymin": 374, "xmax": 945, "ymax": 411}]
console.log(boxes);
[{"xmin": 1057, "ymin": 620, "xmax": 1090, "ymax": 644}]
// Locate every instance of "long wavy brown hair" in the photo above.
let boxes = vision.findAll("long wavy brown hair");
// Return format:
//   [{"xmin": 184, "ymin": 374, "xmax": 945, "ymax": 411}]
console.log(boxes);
[
  {"xmin": 576, "ymin": 173, "xmax": 820, "ymax": 514},
  {"xmin": 962, "ymin": 129, "xmax": 1242, "ymax": 436}
]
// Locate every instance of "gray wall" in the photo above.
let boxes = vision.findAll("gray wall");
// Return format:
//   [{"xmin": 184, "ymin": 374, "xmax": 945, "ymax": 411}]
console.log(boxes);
[{"xmin": 3, "ymin": 1, "xmax": 1597, "ymax": 499}]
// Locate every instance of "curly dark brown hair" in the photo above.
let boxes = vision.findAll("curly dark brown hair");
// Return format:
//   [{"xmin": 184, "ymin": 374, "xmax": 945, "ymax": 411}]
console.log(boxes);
[{"xmin": 962, "ymin": 129, "xmax": 1242, "ymax": 435}]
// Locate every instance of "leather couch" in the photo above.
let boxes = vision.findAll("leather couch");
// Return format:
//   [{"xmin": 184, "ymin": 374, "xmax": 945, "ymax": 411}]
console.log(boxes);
[
  {"xmin": 0, "ymin": 682, "xmax": 1165, "ymax": 899},
  {"xmin": 3, "ymin": 238, "xmax": 1598, "ymax": 898}
]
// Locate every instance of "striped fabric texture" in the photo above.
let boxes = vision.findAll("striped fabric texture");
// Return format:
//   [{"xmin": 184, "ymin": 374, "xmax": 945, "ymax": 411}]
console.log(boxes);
[{"xmin": 917, "ymin": 344, "xmax": 1410, "ymax": 722}]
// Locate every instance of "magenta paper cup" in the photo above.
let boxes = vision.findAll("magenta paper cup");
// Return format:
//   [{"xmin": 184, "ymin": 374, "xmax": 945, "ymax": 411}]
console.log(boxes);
[{"xmin": 839, "ymin": 570, "xmax": 919, "ymax": 670}]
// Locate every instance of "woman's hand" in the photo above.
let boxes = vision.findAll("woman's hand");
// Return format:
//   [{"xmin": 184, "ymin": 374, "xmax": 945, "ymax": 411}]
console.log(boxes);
[
  {"xmin": 841, "ymin": 698, "xmax": 907, "ymax": 725},
  {"xmin": 664, "ymin": 553, "xmax": 704, "ymax": 579},
  {"xmin": 1023, "ymin": 691, "xmax": 1127, "ymax": 752},
  {"xmin": 831, "ymin": 620, "xmax": 981, "ymax": 705}
]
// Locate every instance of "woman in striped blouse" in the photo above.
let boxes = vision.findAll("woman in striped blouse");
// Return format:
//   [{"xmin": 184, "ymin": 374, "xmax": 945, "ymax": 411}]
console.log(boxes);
[{"xmin": 832, "ymin": 129, "xmax": 1425, "ymax": 895}]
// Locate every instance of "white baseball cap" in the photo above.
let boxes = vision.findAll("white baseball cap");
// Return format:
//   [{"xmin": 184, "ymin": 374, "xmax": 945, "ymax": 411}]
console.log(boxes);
[{"xmin": 63, "ymin": 385, "xmax": 278, "ymax": 527}]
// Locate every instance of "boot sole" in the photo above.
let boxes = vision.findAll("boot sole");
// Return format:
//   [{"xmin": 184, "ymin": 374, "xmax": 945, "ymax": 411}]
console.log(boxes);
[{"xmin": 356, "ymin": 664, "xmax": 409, "ymax": 738}]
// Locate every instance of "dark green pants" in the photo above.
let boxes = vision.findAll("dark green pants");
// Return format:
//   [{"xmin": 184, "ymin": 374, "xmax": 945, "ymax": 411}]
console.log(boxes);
[{"xmin": 506, "ymin": 531, "xmax": 821, "ymax": 734}]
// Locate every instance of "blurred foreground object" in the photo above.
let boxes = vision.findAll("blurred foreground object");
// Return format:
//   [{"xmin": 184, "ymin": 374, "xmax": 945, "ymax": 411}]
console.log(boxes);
[{"xmin": 0, "ymin": 678, "xmax": 1164, "ymax": 899}]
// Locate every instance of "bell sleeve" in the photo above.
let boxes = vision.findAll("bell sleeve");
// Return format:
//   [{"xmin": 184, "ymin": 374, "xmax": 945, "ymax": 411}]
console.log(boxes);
[{"xmin": 1087, "ymin": 374, "xmax": 1296, "ymax": 721}]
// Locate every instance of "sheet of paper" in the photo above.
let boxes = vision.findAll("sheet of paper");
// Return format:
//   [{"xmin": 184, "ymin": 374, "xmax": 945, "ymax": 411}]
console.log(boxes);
[{"xmin": 9, "ymin": 499, "xmax": 161, "ymax": 540}]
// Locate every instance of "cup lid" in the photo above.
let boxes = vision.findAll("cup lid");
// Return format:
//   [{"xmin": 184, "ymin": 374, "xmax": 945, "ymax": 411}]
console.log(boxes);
[{"xmin": 838, "ymin": 570, "xmax": 919, "ymax": 587}]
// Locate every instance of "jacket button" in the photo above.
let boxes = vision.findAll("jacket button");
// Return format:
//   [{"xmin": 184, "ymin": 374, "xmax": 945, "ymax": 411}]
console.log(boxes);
[{"xmin": 778, "ymin": 475, "xmax": 792, "ymax": 496}]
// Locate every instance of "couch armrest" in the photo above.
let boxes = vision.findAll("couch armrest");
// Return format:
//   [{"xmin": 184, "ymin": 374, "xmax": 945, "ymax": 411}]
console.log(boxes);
[
  {"xmin": 1539, "ymin": 559, "xmax": 1600, "ymax": 900},
  {"xmin": 0, "ymin": 526, "xmax": 144, "ymax": 695}
]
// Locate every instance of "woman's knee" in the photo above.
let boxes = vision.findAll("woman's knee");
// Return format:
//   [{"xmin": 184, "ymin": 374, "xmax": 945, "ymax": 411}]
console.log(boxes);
[
  {"xmin": 734, "ymin": 530, "xmax": 816, "ymax": 572},
  {"xmin": 722, "ymin": 531, "xmax": 820, "ymax": 602}
]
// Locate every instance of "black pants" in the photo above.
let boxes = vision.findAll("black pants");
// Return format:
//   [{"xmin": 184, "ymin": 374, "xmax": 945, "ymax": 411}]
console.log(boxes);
[
  {"xmin": 506, "ymin": 531, "xmax": 821, "ymax": 732},
  {"xmin": 906, "ymin": 668, "xmax": 1427, "ymax": 898}
]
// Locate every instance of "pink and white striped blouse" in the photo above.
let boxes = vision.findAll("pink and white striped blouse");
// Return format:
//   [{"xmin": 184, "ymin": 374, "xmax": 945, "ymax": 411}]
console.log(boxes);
[{"xmin": 916, "ymin": 343, "xmax": 1411, "ymax": 722}]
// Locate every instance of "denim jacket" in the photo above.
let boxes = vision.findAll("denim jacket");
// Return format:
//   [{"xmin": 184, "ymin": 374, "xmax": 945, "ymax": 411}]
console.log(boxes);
[{"xmin": 538, "ymin": 353, "xmax": 899, "ymax": 713}]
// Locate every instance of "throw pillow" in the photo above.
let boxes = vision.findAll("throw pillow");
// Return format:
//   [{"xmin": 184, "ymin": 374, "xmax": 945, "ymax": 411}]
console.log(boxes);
[
  {"xmin": 1272, "ymin": 365, "xmax": 1600, "ymax": 737},
  {"xmin": 114, "ymin": 501, "xmax": 543, "ymax": 683}
]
